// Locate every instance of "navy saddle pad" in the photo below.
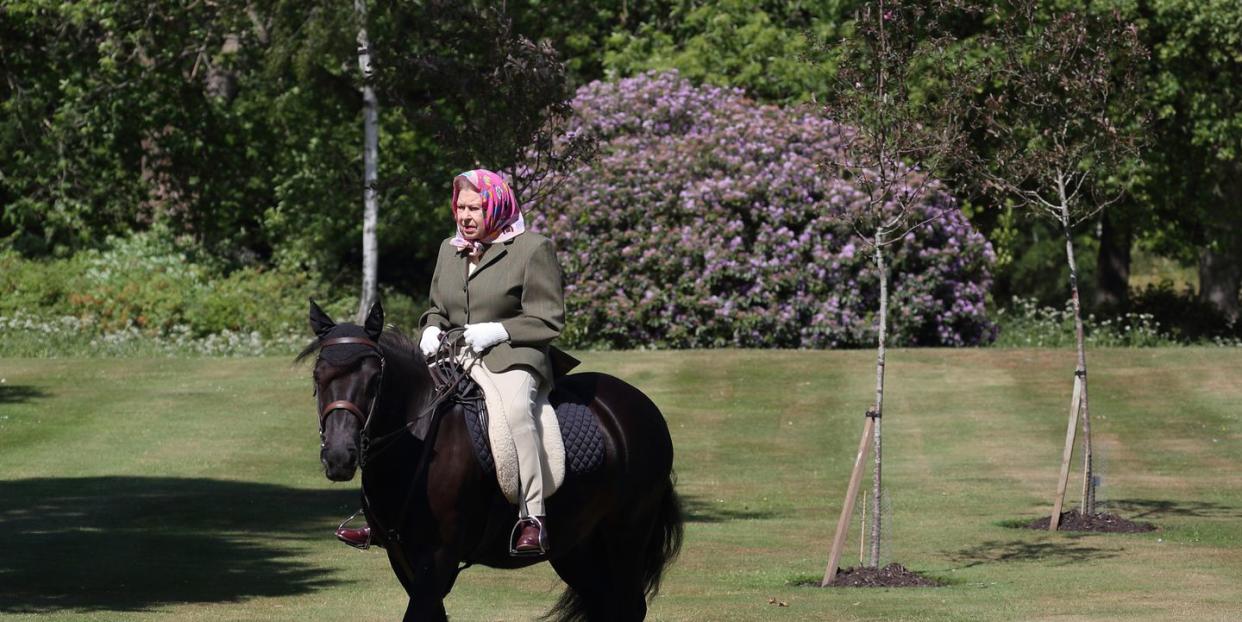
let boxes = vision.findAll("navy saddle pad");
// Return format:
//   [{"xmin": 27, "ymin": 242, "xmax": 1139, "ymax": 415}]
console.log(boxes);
[{"xmin": 460, "ymin": 391, "xmax": 606, "ymax": 477}]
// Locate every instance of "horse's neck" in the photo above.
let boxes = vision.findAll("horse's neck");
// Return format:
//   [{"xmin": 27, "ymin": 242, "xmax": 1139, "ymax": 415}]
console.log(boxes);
[
  {"xmin": 380, "ymin": 347, "xmax": 427, "ymax": 415},
  {"xmin": 362, "ymin": 347, "xmax": 430, "ymax": 483},
  {"xmin": 364, "ymin": 348, "xmax": 442, "ymax": 512}
]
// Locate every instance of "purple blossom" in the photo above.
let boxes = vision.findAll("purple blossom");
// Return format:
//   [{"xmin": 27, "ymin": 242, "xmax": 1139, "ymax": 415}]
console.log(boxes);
[{"xmin": 528, "ymin": 71, "xmax": 995, "ymax": 349}]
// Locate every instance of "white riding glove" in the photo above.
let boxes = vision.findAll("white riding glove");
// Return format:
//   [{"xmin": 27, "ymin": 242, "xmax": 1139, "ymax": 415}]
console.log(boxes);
[
  {"xmin": 463, "ymin": 322, "xmax": 509, "ymax": 353},
  {"xmin": 419, "ymin": 326, "xmax": 443, "ymax": 357}
]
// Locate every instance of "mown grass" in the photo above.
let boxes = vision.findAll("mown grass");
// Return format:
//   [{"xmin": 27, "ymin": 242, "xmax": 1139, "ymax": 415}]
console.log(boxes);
[{"xmin": 1, "ymin": 349, "xmax": 1240, "ymax": 621}]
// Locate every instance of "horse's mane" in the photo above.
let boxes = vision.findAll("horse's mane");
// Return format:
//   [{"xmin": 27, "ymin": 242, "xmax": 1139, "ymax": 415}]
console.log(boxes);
[{"xmin": 378, "ymin": 328, "xmax": 419, "ymax": 360}]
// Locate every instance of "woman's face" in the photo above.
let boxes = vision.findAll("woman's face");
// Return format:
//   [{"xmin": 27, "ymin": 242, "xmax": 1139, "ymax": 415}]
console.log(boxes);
[{"xmin": 456, "ymin": 188, "xmax": 485, "ymax": 240}]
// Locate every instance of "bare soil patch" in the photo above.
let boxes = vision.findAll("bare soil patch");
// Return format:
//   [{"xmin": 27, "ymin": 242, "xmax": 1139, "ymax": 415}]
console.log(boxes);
[
  {"xmin": 820, "ymin": 563, "xmax": 942, "ymax": 588},
  {"xmin": 1022, "ymin": 510, "xmax": 1156, "ymax": 533}
]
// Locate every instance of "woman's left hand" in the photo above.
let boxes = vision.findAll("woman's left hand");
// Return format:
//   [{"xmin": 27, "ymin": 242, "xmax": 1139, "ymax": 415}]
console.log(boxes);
[{"xmin": 463, "ymin": 322, "xmax": 509, "ymax": 353}]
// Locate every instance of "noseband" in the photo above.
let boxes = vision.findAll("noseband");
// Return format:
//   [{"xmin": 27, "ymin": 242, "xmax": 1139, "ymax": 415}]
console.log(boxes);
[
  {"xmin": 315, "ymin": 329, "xmax": 479, "ymax": 471},
  {"xmin": 316, "ymin": 336, "xmax": 386, "ymax": 449}
]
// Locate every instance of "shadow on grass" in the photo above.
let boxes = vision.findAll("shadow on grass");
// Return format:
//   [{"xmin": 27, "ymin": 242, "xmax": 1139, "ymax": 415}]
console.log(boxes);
[
  {"xmin": 0, "ymin": 384, "xmax": 49, "ymax": 405},
  {"xmin": 1107, "ymin": 498, "xmax": 1242, "ymax": 519},
  {"xmin": 945, "ymin": 539, "xmax": 1122, "ymax": 569},
  {"xmin": 0, "ymin": 476, "xmax": 359, "ymax": 614},
  {"xmin": 680, "ymin": 494, "xmax": 779, "ymax": 523}
]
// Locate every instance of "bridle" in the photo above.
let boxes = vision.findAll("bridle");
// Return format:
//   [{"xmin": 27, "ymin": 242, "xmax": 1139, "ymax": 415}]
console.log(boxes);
[
  {"xmin": 314, "ymin": 328, "xmax": 481, "ymax": 580},
  {"xmin": 313, "ymin": 329, "xmax": 472, "ymax": 468},
  {"xmin": 315, "ymin": 336, "xmax": 386, "ymax": 454}
]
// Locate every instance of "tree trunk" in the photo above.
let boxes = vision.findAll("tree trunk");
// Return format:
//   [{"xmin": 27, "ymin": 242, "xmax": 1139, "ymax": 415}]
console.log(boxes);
[
  {"xmin": 1095, "ymin": 209, "xmax": 1131, "ymax": 309},
  {"xmin": 355, "ymin": 0, "xmax": 380, "ymax": 323},
  {"xmin": 1199, "ymin": 244, "xmax": 1241, "ymax": 323},
  {"xmin": 1198, "ymin": 170, "xmax": 1242, "ymax": 323},
  {"xmin": 1059, "ymin": 194, "xmax": 1094, "ymax": 516},
  {"xmin": 869, "ymin": 235, "xmax": 887, "ymax": 568}
]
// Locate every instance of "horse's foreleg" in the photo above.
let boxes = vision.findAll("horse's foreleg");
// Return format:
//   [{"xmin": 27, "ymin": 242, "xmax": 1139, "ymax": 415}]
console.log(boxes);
[{"xmin": 398, "ymin": 546, "xmax": 459, "ymax": 622}]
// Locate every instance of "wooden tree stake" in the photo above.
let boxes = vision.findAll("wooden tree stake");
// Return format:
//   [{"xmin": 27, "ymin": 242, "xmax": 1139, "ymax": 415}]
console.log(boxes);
[
  {"xmin": 822, "ymin": 412, "xmax": 877, "ymax": 586},
  {"xmin": 859, "ymin": 491, "xmax": 867, "ymax": 564},
  {"xmin": 1050, "ymin": 374, "xmax": 1083, "ymax": 531}
]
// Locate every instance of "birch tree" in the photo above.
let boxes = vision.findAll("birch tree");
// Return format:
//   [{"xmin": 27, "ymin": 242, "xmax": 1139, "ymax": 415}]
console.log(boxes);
[
  {"xmin": 967, "ymin": 0, "xmax": 1146, "ymax": 527},
  {"xmin": 354, "ymin": 0, "xmax": 380, "ymax": 323},
  {"xmin": 821, "ymin": 0, "xmax": 975, "ymax": 578}
]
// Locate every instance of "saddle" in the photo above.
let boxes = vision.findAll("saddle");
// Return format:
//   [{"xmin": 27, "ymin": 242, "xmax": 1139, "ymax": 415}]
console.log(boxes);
[{"xmin": 436, "ymin": 359, "xmax": 605, "ymax": 504}]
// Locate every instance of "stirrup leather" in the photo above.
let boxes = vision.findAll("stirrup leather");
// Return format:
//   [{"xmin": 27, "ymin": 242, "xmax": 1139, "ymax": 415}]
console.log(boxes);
[{"xmin": 509, "ymin": 516, "xmax": 549, "ymax": 557}]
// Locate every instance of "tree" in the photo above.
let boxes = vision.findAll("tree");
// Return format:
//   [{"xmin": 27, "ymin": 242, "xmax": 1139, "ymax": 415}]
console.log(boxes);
[
  {"xmin": 0, "ymin": 0, "xmax": 273, "ymax": 257},
  {"xmin": 819, "ymin": 0, "xmax": 976, "ymax": 582},
  {"xmin": 966, "ymin": 0, "xmax": 1147, "ymax": 526},
  {"xmin": 1134, "ymin": 0, "xmax": 1242, "ymax": 322},
  {"xmin": 0, "ymin": 1, "xmax": 586, "ymax": 306},
  {"xmin": 602, "ymin": 0, "xmax": 844, "ymax": 103},
  {"xmin": 354, "ymin": 0, "xmax": 380, "ymax": 323}
]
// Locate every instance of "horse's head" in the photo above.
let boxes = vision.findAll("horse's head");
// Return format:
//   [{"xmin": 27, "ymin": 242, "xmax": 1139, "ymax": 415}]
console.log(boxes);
[{"xmin": 304, "ymin": 299, "xmax": 386, "ymax": 482}]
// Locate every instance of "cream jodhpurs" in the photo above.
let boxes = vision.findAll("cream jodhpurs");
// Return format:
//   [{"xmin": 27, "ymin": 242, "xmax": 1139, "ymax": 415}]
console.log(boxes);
[{"xmin": 461, "ymin": 354, "xmax": 553, "ymax": 518}]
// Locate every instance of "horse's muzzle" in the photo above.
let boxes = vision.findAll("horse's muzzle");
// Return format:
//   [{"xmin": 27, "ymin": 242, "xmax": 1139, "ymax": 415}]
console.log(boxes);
[{"xmin": 322, "ymin": 445, "xmax": 359, "ymax": 481}]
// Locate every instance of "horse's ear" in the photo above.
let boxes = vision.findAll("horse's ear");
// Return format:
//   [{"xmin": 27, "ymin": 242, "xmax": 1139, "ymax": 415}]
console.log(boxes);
[
  {"xmin": 309, "ymin": 298, "xmax": 335, "ymax": 338},
  {"xmin": 364, "ymin": 298, "xmax": 384, "ymax": 342}
]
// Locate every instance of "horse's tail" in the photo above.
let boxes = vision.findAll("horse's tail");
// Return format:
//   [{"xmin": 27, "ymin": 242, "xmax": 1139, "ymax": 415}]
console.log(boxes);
[{"xmin": 641, "ymin": 473, "xmax": 684, "ymax": 600}]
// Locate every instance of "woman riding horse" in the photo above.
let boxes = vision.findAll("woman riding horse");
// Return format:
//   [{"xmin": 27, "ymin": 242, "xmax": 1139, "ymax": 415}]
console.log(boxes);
[{"xmin": 337, "ymin": 168, "xmax": 570, "ymax": 555}]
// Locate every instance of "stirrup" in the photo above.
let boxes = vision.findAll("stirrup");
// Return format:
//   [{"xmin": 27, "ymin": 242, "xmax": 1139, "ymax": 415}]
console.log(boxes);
[
  {"xmin": 509, "ymin": 516, "xmax": 549, "ymax": 557},
  {"xmin": 336, "ymin": 508, "xmax": 371, "ymax": 550}
]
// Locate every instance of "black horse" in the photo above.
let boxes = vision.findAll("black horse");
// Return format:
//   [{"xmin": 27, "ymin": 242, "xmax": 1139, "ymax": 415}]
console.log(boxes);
[{"xmin": 298, "ymin": 301, "xmax": 683, "ymax": 621}]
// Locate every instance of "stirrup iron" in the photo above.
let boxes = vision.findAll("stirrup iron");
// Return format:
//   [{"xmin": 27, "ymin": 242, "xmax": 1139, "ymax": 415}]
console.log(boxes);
[
  {"xmin": 336, "ymin": 508, "xmax": 371, "ymax": 550},
  {"xmin": 509, "ymin": 516, "xmax": 549, "ymax": 557}
]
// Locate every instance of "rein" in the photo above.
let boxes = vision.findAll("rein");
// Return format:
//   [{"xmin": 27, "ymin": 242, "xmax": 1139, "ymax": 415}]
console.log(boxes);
[
  {"xmin": 356, "ymin": 329, "xmax": 470, "ymax": 467},
  {"xmin": 315, "ymin": 332, "xmax": 468, "ymax": 466},
  {"xmin": 315, "ymin": 328, "xmax": 476, "ymax": 585},
  {"xmin": 315, "ymin": 330, "xmax": 474, "ymax": 581}
]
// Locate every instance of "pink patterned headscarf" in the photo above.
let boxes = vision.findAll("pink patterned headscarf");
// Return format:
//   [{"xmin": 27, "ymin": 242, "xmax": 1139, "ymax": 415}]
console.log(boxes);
[{"xmin": 450, "ymin": 169, "xmax": 526, "ymax": 258}]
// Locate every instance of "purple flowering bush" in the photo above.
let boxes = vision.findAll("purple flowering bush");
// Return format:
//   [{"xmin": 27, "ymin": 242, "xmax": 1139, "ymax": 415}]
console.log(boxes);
[{"xmin": 527, "ymin": 71, "xmax": 995, "ymax": 349}]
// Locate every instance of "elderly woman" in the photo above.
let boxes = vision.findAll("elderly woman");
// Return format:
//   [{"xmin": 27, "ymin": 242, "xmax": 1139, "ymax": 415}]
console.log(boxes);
[{"xmin": 336, "ymin": 169, "xmax": 570, "ymax": 556}]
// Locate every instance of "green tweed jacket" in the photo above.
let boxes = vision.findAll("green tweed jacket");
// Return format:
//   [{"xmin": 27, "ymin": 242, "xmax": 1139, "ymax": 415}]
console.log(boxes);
[{"xmin": 418, "ymin": 232, "xmax": 572, "ymax": 384}]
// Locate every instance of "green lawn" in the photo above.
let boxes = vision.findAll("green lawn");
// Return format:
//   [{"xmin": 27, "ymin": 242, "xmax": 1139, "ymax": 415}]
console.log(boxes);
[{"xmin": 1, "ymin": 349, "xmax": 1240, "ymax": 621}]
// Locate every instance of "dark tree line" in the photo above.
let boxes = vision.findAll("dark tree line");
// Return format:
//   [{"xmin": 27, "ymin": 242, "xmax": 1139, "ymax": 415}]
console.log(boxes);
[
  {"xmin": 3, "ymin": 1, "xmax": 1239, "ymax": 321},
  {"xmin": 1, "ymin": 0, "xmax": 579, "ymax": 296}
]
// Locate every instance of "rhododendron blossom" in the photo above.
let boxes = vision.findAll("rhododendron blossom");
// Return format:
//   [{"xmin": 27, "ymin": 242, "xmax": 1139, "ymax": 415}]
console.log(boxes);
[{"xmin": 528, "ymin": 72, "xmax": 995, "ymax": 349}]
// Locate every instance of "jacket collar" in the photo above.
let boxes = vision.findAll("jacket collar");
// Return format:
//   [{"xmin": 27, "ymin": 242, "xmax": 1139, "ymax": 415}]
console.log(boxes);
[{"xmin": 465, "ymin": 238, "xmax": 513, "ymax": 280}]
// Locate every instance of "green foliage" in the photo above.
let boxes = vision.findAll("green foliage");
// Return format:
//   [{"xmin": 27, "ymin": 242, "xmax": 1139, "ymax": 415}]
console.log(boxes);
[
  {"xmin": 991, "ymin": 289, "xmax": 1242, "ymax": 347},
  {"xmin": 3, "ymin": 0, "xmax": 1239, "ymax": 326},
  {"xmin": 0, "ymin": 0, "xmax": 577, "ymax": 302},
  {"xmin": 0, "ymin": 227, "xmax": 422, "ymax": 354},
  {"xmin": 1128, "ymin": 280, "xmax": 1241, "ymax": 342},
  {"xmin": 992, "ymin": 217, "xmax": 1100, "ymax": 306},
  {"xmin": 602, "ymin": 0, "xmax": 846, "ymax": 103},
  {"xmin": 1144, "ymin": 0, "xmax": 1242, "ymax": 162},
  {"xmin": 1131, "ymin": 0, "xmax": 1242, "ymax": 271},
  {"xmin": 967, "ymin": 0, "xmax": 1242, "ymax": 308},
  {"xmin": 991, "ymin": 298, "xmax": 1173, "ymax": 348}
]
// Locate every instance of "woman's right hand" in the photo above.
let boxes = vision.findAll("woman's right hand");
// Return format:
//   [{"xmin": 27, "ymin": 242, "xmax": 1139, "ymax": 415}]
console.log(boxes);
[{"xmin": 419, "ymin": 326, "xmax": 443, "ymax": 357}]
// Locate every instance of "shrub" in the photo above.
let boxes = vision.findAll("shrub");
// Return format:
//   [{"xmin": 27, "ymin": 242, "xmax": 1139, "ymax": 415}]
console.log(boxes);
[
  {"xmin": 0, "ymin": 311, "xmax": 310, "ymax": 358},
  {"xmin": 0, "ymin": 227, "xmax": 423, "ymax": 355},
  {"xmin": 527, "ymin": 71, "xmax": 996, "ymax": 349},
  {"xmin": 1128, "ymin": 281, "xmax": 1240, "ymax": 342},
  {"xmin": 991, "ymin": 298, "xmax": 1173, "ymax": 348}
]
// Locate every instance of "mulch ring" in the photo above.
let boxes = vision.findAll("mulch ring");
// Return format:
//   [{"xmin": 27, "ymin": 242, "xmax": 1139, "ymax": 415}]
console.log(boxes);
[
  {"xmin": 1022, "ymin": 510, "xmax": 1156, "ymax": 533},
  {"xmin": 821, "ymin": 563, "xmax": 942, "ymax": 588}
]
